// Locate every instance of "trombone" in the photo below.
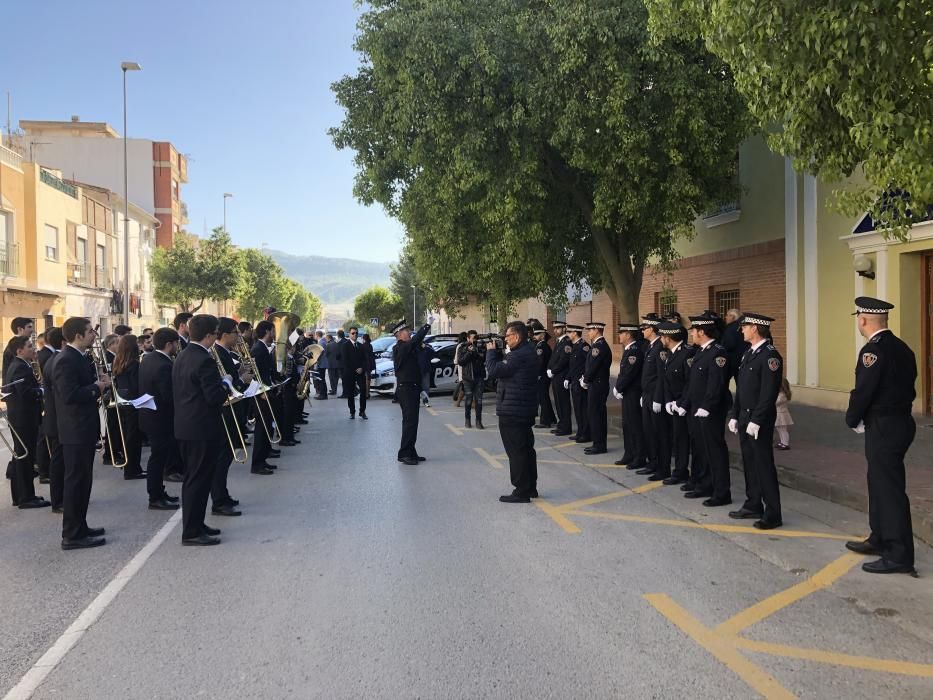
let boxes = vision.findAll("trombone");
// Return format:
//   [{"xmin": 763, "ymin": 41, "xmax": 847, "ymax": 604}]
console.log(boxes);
[
  {"xmin": 209, "ymin": 346, "xmax": 249, "ymax": 464},
  {"xmin": 90, "ymin": 334, "xmax": 128, "ymax": 469},
  {"xmin": 234, "ymin": 332, "xmax": 282, "ymax": 445},
  {"xmin": 0, "ymin": 387, "xmax": 31, "ymax": 460}
]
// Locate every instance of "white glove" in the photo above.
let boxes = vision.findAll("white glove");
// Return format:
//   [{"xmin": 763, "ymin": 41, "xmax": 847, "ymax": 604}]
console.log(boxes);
[
  {"xmin": 728, "ymin": 418, "xmax": 738, "ymax": 434},
  {"xmin": 694, "ymin": 408, "xmax": 710, "ymax": 418},
  {"xmin": 563, "ymin": 380, "xmax": 570, "ymax": 390},
  {"xmin": 612, "ymin": 388, "xmax": 622, "ymax": 400},
  {"xmin": 746, "ymin": 422, "xmax": 760, "ymax": 440},
  {"xmin": 675, "ymin": 404, "xmax": 687, "ymax": 417},
  {"xmin": 546, "ymin": 369, "xmax": 553, "ymax": 378},
  {"xmin": 652, "ymin": 401, "xmax": 662, "ymax": 414},
  {"xmin": 221, "ymin": 376, "xmax": 234, "ymax": 392},
  {"xmin": 665, "ymin": 402, "xmax": 674, "ymax": 415},
  {"xmin": 640, "ymin": 396, "xmax": 644, "ymax": 408},
  {"xmin": 853, "ymin": 421, "xmax": 866, "ymax": 434}
]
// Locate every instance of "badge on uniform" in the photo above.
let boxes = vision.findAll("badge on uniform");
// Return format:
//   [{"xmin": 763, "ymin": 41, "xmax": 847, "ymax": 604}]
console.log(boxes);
[
  {"xmin": 715, "ymin": 356, "xmax": 727, "ymax": 368},
  {"xmin": 592, "ymin": 348, "xmax": 599, "ymax": 356},
  {"xmin": 686, "ymin": 358, "xmax": 694, "ymax": 367},
  {"xmin": 628, "ymin": 356, "xmax": 636, "ymax": 365},
  {"xmin": 768, "ymin": 358, "xmax": 780, "ymax": 372},
  {"xmin": 660, "ymin": 351, "xmax": 668, "ymax": 361},
  {"xmin": 862, "ymin": 352, "xmax": 878, "ymax": 368},
  {"xmin": 564, "ymin": 345, "xmax": 572, "ymax": 354},
  {"xmin": 536, "ymin": 348, "xmax": 543, "ymax": 356}
]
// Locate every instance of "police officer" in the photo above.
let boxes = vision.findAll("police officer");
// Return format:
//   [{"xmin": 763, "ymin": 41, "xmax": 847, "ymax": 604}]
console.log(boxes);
[
  {"xmin": 844, "ymin": 297, "xmax": 917, "ymax": 575},
  {"xmin": 655, "ymin": 322, "xmax": 692, "ymax": 485},
  {"xmin": 567, "ymin": 324, "xmax": 590, "ymax": 443},
  {"xmin": 612, "ymin": 323, "xmax": 644, "ymax": 468},
  {"xmin": 392, "ymin": 319, "xmax": 431, "ymax": 465},
  {"xmin": 547, "ymin": 322, "xmax": 573, "ymax": 436},
  {"xmin": 533, "ymin": 328, "xmax": 556, "ymax": 429},
  {"xmin": 637, "ymin": 314, "xmax": 663, "ymax": 476},
  {"xmin": 727, "ymin": 313, "xmax": 783, "ymax": 529},
  {"xmin": 581, "ymin": 322, "xmax": 611, "ymax": 455}
]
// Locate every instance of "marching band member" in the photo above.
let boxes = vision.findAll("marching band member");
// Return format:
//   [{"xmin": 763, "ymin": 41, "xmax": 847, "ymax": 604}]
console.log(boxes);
[
  {"xmin": 40, "ymin": 328, "xmax": 67, "ymax": 511},
  {"xmin": 211, "ymin": 317, "xmax": 247, "ymax": 515},
  {"xmin": 250, "ymin": 320, "xmax": 278, "ymax": 475},
  {"xmin": 35, "ymin": 327, "xmax": 61, "ymax": 484},
  {"xmin": 112, "ymin": 335, "xmax": 146, "ymax": 480},
  {"xmin": 138, "ymin": 328, "xmax": 181, "ymax": 511},
  {"xmin": 5, "ymin": 336, "xmax": 49, "ymax": 509}
]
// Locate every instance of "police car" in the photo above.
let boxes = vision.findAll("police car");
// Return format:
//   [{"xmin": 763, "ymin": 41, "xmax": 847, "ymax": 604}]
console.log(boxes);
[{"xmin": 370, "ymin": 336, "xmax": 462, "ymax": 396}]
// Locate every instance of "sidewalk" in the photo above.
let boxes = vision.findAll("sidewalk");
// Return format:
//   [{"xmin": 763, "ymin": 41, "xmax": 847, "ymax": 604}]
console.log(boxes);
[{"xmin": 608, "ymin": 402, "xmax": 933, "ymax": 547}]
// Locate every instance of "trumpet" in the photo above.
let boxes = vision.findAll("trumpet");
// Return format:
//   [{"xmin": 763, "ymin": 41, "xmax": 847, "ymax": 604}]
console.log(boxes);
[
  {"xmin": 90, "ymin": 334, "xmax": 128, "ymax": 469},
  {"xmin": 234, "ymin": 332, "xmax": 282, "ymax": 445},
  {"xmin": 209, "ymin": 346, "xmax": 248, "ymax": 464},
  {"xmin": 0, "ymin": 400, "xmax": 30, "ymax": 460}
]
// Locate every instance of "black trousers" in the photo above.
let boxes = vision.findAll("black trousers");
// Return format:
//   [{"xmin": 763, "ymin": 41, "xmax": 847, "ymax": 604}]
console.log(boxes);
[
  {"xmin": 654, "ymin": 409, "xmax": 673, "ymax": 479},
  {"xmin": 146, "ymin": 433, "xmax": 173, "ymax": 501},
  {"xmin": 178, "ymin": 438, "xmax": 221, "ymax": 541},
  {"xmin": 103, "ymin": 407, "xmax": 122, "ymax": 462},
  {"xmin": 463, "ymin": 379, "xmax": 484, "ymax": 420},
  {"xmin": 551, "ymin": 376, "xmax": 572, "ymax": 433},
  {"xmin": 696, "ymin": 412, "xmax": 730, "ymax": 500},
  {"xmin": 120, "ymin": 408, "xmax": 143, "ymax": 478},
  {"xmin": 671, "ymin": 412, "xmax": 690, "ymax": 480},
  {"xmin": 587, "ymin": 381, "xmax": 609, "ymax": 450},
  {"xmin": 620, "ymin": 392, "xmax": 644, "ymax": 466},
  {"xmin": 36, "ymin": 424, "xmax": 50, "ymax": 479},
  {"xmin": 865, "ymin": 415, "xmax": 915, "ymax": 566},
  {"xmin": 396, "ymin": 384, "xmax": 421, "ymax": 459},
  {"xmin": 251, "ymin": 398, "xmax": 275, "ymax": 466},
  {"xmin": 344, "ymin": 372, "xmax": 367, "ymax": 415},
  {"xmin": 10, "ymin": 421, "xmax": 38, "ymax": 505},
  {"xmin": 61, "ymin": 444, "xmax": 95, "ymax": 541},
  {"xmin": 328, "ymin": 368, "xmax": 340, "ymax": 394},
  {"xmin": 641, "ymin": 393, "xmax": 658, "ymax": 470},
  {"xmin": 47, "ymin": 434, "xmax": 64, "ymax": 509},
  {"xmin": 687, "ymin": 414, "xmax": 708, "ymax": 489},
  {"xmin": 498, "ymin": 414, "xmax": 537, "ymax": 495},
  {"xmin": 537, "ymin": 377, "xmax": 556, "ymax": 426},
  {"xmin": 571, "ymin": 383, "xmax": 589, "ymax": 440},
  {"xmin": 212, "ymin": 442, "xmax": 234, "ymax": 506},
  {"xmin": 738, "ymin": 420, "xmax": 781, "ymax": 521}
]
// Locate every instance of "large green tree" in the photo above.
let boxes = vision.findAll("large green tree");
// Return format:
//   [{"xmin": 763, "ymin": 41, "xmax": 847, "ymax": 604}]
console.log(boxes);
[
  {"xmin": 646, "ymin": 0, "xmax": 933, "ymax": 235},
  {"xmin": 235, "ymin": 248, "xmax": 288, "ymax": 323},
  {"xmin": 331, "ymin": 0, "xmax": 750, "ymax": 318},
  {"xmin": 150, "ymin": 228, "xmax": 243, "ymax": 312},
  {"xmin": 353, "ymin": 285, "xmax": 403, "ymax": 330}
]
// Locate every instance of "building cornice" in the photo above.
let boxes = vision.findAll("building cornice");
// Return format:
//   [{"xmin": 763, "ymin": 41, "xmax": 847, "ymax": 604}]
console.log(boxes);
[{"xmin": 840, "ymin": 219, "xmax": 933, "ymax": 252}]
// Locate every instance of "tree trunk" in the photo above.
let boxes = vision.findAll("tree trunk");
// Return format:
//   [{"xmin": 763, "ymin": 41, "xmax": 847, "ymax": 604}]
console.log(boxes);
[{"xmin": 191, "ymin": 298, "xmax": 205, "ymax": 313}]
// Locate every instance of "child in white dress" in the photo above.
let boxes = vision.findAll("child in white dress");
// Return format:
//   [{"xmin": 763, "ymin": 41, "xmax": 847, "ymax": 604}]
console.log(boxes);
[{"xmin": 775, "ymin": 378, "xmax": 793, "ymax": 450}]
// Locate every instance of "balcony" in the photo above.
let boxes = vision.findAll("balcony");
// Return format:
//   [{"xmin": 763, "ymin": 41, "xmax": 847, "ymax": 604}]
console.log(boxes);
[
  {"xmin": 40, "ymin": 168, "xmax": 78, "ymax": 199},
  {"xmin": 95, "ymin": 266, "xmax": 111, "ymax": 289},
  {"xmin": 68, "ymin": 262, "xmax": 92, "ymax": 286},
  {"xmin": 0, "ymin": 144, "xmax": 23, "ymax": 171},
  {"xmin": 179, "ymin": 200, "xmax": 189, "ymax": 224},
  {"xmin": 702, "ymin": 200, "xmax": 741, "ymax": 228},
  {"xmin": 0, "ymin": 243, "xmax": 19, "ymax": 277}
]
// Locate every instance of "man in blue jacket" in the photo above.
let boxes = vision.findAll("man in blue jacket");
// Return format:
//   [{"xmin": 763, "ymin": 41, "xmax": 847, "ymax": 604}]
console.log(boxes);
[{"xmin": 486, "ymin": 320, "xmax": 539, "ymax": 503}]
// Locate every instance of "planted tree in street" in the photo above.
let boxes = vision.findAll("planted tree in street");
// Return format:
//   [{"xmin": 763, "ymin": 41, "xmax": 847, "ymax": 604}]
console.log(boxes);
[
  {"xmin": 353, "ymin": 285, "xmax": 403, "ymax": 331},
  {"xmin": 646, "ymin": 0, "xmax": 933, "ymax": 235},
  {"xmin": 151, "ymin": 228, "xmax": 243, "ymax": 313},
  {"xmin": 331, "ymin": 0, "xmax": 751, "ymax": 318}
]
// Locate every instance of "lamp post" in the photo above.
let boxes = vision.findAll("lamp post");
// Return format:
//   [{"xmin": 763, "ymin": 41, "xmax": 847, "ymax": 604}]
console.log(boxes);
[
  {"xmin": 121, "ymin": 61, "xmax": 141, "ymax": 326},
  {"xmin": 223, "ymin": 192, "xmax": 233, "ymax": 233},
  {"xmin": 411, "ymin": 285, "xmax": 416, "ymax": 324}
]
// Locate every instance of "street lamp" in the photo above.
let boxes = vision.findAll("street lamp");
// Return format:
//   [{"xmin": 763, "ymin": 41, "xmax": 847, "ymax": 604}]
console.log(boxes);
[
  {"xmin": 411, "ymin": 284, "xmax": 416, "ymax": 324},
  {"xmin": 121, "ymin": 61, "xmax": 141, "ymax": 326},
  {"xmin": 223, "ymin": 192, "xmax": 233, "ymax": 233}
]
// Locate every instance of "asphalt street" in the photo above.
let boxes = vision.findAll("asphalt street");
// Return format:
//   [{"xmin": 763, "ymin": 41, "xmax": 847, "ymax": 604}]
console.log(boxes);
[{"xmin": 1, "ymin": 392, "xmax": 932, "ymax": 699}]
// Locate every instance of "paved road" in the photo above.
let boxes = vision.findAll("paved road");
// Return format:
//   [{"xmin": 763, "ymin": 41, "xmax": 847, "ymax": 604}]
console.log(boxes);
[{"xmin": 1, "ymin": 394, "xmax": 932, "ymax": 699}]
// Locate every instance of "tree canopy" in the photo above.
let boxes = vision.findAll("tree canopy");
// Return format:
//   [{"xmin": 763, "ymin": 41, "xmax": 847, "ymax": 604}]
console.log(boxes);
[
  {"xmin": 150, "ymin": 229, "xmax": 242, "ymax": 313},
  {"xmin": 353, "ymin": 285, "xmax": 403, "ymax": 330},
  {"xmin": 331, "ymin": 0, "xmax": 751, "ymax": 318},
  {"xmin": 646, "ymin": 0, "xmax": 933, "ymax": 235}
]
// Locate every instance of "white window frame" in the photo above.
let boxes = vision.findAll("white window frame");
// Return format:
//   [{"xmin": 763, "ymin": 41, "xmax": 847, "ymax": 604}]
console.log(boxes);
[{"xmin": 44, "ymin": 223, "xmax": 59, "ymax": 261}]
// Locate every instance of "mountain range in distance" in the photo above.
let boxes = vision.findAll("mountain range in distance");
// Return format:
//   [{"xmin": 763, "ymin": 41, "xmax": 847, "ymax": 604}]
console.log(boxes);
[{"xmin": 266, "ymin": 249, "xmax": 392, "ymax": 310}]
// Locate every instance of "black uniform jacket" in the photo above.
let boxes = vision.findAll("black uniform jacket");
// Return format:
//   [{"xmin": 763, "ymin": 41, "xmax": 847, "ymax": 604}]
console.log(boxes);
[
  {"xmin": 393, "ymin": 325, "xmax": 430, "ymax": 384},
  {"xmin": 341, "ymin": 340, "xmax": 365, "ymax": 376},
  {"xmin": 172, "ymin": 342, "xmax": 227, "ymax": 442},
  {"xmin": 569, "ymin": 340, "xmax": 589, "ymax": 382},
  {"xmin": 680, "ymin": 341, "xmax": 732, "ymax": 415},
  {"xmin": 845, "ymin": 329, "xmax": 917, "ymax": 428},
  {"xmin": 42, "ymin": 352, "xmax": 61, "ymax": 438},
  {"xmin": 657, "ymin": 342, "xmax": 691, "ymax": 405},
  {"xmin": 615, "ymin": 342, "xmax": 643, "ymax": 397},
  {"xmin": 37, "ymin": 346, "xmax": 55, "ymax": 376},
  {"xmin": 730, "ymin": 342, "xmax": 783, "ymax": 426},
  {"xmin": 139, "ymin": 351, "xmax": 175, "ymax": 437},
  {"xmin": 5, "ymin": 358, "xmax": 42, "ymax": 428},
  {"xmin": 52, "ymin": 345, "xmax": 102, "ymax": 446},
  {"xmin": 535, "ymin": 340, "xmax": 552, "ymax": 379},
  {"xmin": 114, "ymin": 361, "xmax": 141, "ymax": 401},
  {"xmin": 251, "ymin": 340, "xmax": 275, "ymax": 386},
  {"xmin": 583, "ymin": 336, "xmax": 612, "ymax": 385},
  {"xmin": 215, "ymin": 343, "xmax": 247, "ymax": 392},
  {"xmin": 640, "ymin": 338, "xmax": 663, "ymax": 396},
  {"xmin": 547, "ymin": 335, "xmax": 573, "ymax": 380}
]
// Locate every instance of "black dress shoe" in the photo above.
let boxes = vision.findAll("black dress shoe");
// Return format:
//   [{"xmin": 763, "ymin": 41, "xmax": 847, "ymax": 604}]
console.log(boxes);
[
  {"xmin": 533, "ymin": 424, "xmax": 552, "ymax": 429},
  {"xmin": 19, "ymin": 497, "xmax": 51, "ymax": 509},
  {"xmin": 161, "ymin": 493, "xmax": 180, "ymax": 503},
  {"xmin": 85, "ymin": 526, "xmax": 105, "ymax": 537},
  {"xmin": 845, "ymin": 540, "xmax": 881, "ymax": 556},
  {"xmin": 149, "ymin": 498, "xmax": 180, "ymax": 511},
  {"xmin": 280, "ymin": 439, "xmax": 300, "ymax": 446},
  {"xmin": 349, "ymin": 413, "xmax": 355, "ymax": 419},
  {"xmin": 662, "ymin": 476, "xmax": 685, "ymax": 486},
  {"xmin": 530, "ymin": 489, "xmax": 539, "ymax": 498},
  {"xmin": 399, "ymin": 457, "xmax": 419, "ymax": 466},
  {"xmin": 52, "ymin": 506, "xmax": 64, "ymax": 514},
  {"xmin": 416, "ymin": 456, "xmax": 426, "ymax": 462},
  {"xmin": 39, "ymin": 477, "xmax": 51, "ymax": 484},
  {"xmin": 360, "ymin": 413, "xmax": 368, "ymax": 420},
  {"xmin": 861, "ymin": 558, "xmax": 917, "ymax": 575},
  {"xmin": 124, "ymin": 472, "xmax": 147, "ymax": 480},
  {"xmin": 227, "ymin": 497, "xmax": 239, "ymax": 506},
  {"xmin": 165, "ymin": 472, "xmax": 184, "ymax": 483},
  {"xmin": 62, "ymin": 536, "xmax": 106, "ymax": 550},
  {"xmin": 684, "ymin": 490, "xmax": 711, "ymax": 499},
  {"xmin": 647, "ymin": 474, "xmax": 668, "ymax": 482},
  {"xmin": 614, "ymin": 459, "xmax": 627, "ymax": 466},
  {"xmin": 584, "ymin": 447, "xmax": 607, "ymax": 455},
  {"xmin": 202, "ymin": 525, "xmax": 221, "ymax": 536},
  {"xmin": 212, "ymin": 504, "xmax": 242, "ymax": 516},
  {"xmin": 499, "ymin": 493, "xmax": 531, "ymax": 503},
  {"xmin": 702, "ymin": 497, "xmax": 732, "ymax": 507},
  {"xmin": 636, "ymin": 467, "xmax": 655, "ymax": 475},
  {"xmin": 753, "ymin": 519, "xmax": 782, "ymax": 530},
  {"xmin": 728, "ymin": 508, "xmax": 763, "ymax": 520},
  {"xmin": 183, "ymin": 534, "xmax": 220, "ymax": 546},
  {"xmin": 626, "ymin": 462, "xmax": 645, "ymax": 471},
  {"xmin": 575, "ymin": 437, "xmax": 591, "ymax": 444},
  {"xmin": 268, "ymin": 450, "xmax": 282, "ymax": 457},
  {"xmin": 251, "ymin": 466, "xmax": 274, "ymax": 475},
  {"xmin": 296, "ymin": 419, "xmax": 309, "ymax": 425},
  {"xmin": 680, "ymin": 482, "xmax": 696, "ymax": 492}
]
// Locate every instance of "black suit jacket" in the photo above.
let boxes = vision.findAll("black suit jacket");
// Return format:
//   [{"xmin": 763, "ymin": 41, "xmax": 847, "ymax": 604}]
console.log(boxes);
[
  {"xmin": 139, "ymin": 351, "xmax": 174, "ymax": 437},
  {"xmin": 114, "ymin": 361, "xmax": 140, "ymax": 401},
  {"xmin": 341, "ymin": 340, "xmax": 365, "ymax": 376},
  {"xmin": 4, "ymin": 358, "xmax": 42, "ymax": 429},
  {"xmin": 251, "ymin": 340, "xmax": 275, "ymax": 386},
  {"xmin": 172, "ymin": 343, "xmax": 227, "ymax": 442},
  {"xmin": 37, "ymin": 346, "xmax": 54, "ymax": 375},
  {"xmin": 52, "ymin": 345, "xmax": 102, "ymax": 446},
  {"xmin": 42, "ymin": 352, "xmax": 61, "ymax": 438}
]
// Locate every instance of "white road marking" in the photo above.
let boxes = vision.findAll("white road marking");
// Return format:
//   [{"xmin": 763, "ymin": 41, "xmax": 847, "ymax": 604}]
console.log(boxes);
[{"xmin": 3, "ymin": 510, "xmax": 182, "ymax": 700}]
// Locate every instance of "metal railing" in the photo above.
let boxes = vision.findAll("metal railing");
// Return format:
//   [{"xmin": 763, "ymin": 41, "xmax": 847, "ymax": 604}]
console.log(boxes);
[
  {"xmin": 68, "ymin": 262, "xmax": 92, "ymax": 285},
  {"xmin": 95, "ymin": 266, "xmax": 110, "ymax": 289},
  {"xmin": 0, "ymin": 144, "xmax": 23, "ymax": 170},
  {"xmin": 702, "ymin": 200, "xmax": 740, "ymax": 219},
  {"xmin": 0, "ymin": 243, "xmax": 19, "ymax": 277}
]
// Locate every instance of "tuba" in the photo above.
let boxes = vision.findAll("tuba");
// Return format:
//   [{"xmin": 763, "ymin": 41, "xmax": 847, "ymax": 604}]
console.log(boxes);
[
  {"xmin": 295, "ymin": 344, "xmax": 323, "ymax": 401},
  {"xmin": 268, "ymin": 311, "xmax": 301, "ymax": 375}
]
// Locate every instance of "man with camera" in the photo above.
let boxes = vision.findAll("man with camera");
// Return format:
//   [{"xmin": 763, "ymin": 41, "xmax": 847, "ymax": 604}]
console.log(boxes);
[
  {"xmin": 485, "ymin": 320, "xmax": 539, "ymax": 503},
  {"xmin": 455, "ymin": 330, "xmax": 486, "ymax": 429}
]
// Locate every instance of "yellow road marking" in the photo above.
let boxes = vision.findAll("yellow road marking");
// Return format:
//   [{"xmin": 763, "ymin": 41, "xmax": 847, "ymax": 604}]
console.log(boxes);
[
  {"xmin": 733, "ymin": 638, "xmax": 933, "ymax": 678},
  {"xmin": 535, "ymin": 500, "xmax": 582, "ymax": 534},
  {"xmin": 536, "ymin": 459, "xmax": 581, "ymax": 465},
  {"xmin": 565, "ymin": 510, "xmax": 857, "ymax": 541},
  {"xmin": 473, "ymin": 447, "xmax": 503, "ymax": 469},
  {"xmin": 644, "ymin": 593, "xmax": 797, "ymax": 700},
  {"xmin": 716, "ymin": 553, "xmax": 864, "ymax": 635},
  {"xmin": 552, "ymin": 441, "xmax": 578, "ymax": 449},
  {"xmin": 588, "ymin": 463, "xmax": 632, "ymax": 469},
  {"xmin": 558, "ymin": 490, "xmax": 638, "ymax": 512},
  {"xmin": 445, "ymin": 423, "xmax": 464, "ymax": 436}
]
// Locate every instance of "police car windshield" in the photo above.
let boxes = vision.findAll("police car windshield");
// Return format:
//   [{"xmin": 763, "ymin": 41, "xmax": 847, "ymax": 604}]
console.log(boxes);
[{"xmin": 370, "ymin": 336, "xmax": 396, "ymax": 352}]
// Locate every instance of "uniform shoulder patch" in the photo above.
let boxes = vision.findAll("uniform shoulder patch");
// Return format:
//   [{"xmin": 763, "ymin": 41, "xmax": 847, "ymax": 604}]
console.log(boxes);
[
  {"xmin": 659, "ymin": 351, "xmax": 668, "ymax": 361},
  {"xmin": 628, "ymin": 355, "xmax": 637, "ymax": 365},
  {"xmin": 592, "ymin": 348, "xmax": 600, "ymax": 357},
  {"xmin": 715, "ymin": 356, "xmax": 727, "ymax": 368},
  {"xmin": 768, "ymin": 358, "xmax": 780, "ymax": 372},
  {"xmin": 869, "ymin": 335, "xmax": 881, "ymax": 344},
  {"xmin": 564, "ymin": 345, "xmax": 572, "ymax": 354},
  {"xmin": 862, "ymin": 352, "xmax": 878, "ymax": 368},
  {"xmin": 536, "ymin": 348, "xmax": 543, "ymax": 356},
  {"xmin": 767, "ymin": 344, "xmax": 775, "ymax": 351}
]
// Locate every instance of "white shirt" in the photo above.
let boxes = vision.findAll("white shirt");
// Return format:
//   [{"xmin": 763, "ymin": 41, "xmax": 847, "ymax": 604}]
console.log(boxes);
[
  {"xmin": 750, "ymin": 338, "xmax": 768, "ymax": 353},
  {"xmin": 155, "ymin": 349, "xmax": 173, "ymax": 362},
  {"xmin": 624, "ymin": 341, "xmax": 636, "ymax": 351},
  {"xmin": 700, "ymin": 338, "xmax": 715, "ymax": 350}
]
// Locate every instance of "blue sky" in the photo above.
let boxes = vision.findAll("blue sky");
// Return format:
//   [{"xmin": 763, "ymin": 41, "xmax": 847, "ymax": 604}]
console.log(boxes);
[{"xmin": 1, "ymin": 0, "xmax": 403, "ymax": 263}]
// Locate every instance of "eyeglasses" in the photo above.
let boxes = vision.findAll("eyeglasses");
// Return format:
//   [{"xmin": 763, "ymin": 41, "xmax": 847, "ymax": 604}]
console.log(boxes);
[
  {"xmin": 504, "ymin": 331, "xmax": 518, "ymax": 338},
  {"xmin": 349, "ymin": 331, "xmax": 358, "ymax": 335}
]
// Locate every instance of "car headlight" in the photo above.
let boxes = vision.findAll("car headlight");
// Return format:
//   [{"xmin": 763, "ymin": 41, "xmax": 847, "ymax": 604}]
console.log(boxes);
[{"xmin": 380, "ymin": 369, "xmax": 395, "ymax": 377}]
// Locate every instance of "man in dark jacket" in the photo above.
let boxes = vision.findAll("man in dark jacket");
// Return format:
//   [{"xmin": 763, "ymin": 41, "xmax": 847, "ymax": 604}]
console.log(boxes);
[
  {"xmin": 324, "ymin": 333, "xmax": 341, "ymax": 395},
  {"xmin": 567, "ymin": 324, "xmax": 589, "ymax": 442},
  {"xmin": 612, "ymin": 323, "xmax": 644, "ymax": 468},
  {"xmin": 5, "ymin": 336, "xmax": 49, "ymax": 509},
  {"xmin": 393, "ymin": 320, "xmax": 431, "ymax": 465},
  {"xmin": 721, "ymin": 308, "xmax": 749, "ymax": 381},
  {"xmin": 486, "ymin": 320, "xmax": 539, "ymax": 503},
  {"xmin": 138, "ymin": 327, "xmax": 181, "ymax": 510},
  {"xmin": 547, "ymin": 322, "xmax": 573, "ymax": 436},
  {"xmin": 341, "ymin": 327, "xmax": 367, "ymax": 419},
  {"xmin": 455, "ymin": 330, "xmax": 486, "ymax": 429}
]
